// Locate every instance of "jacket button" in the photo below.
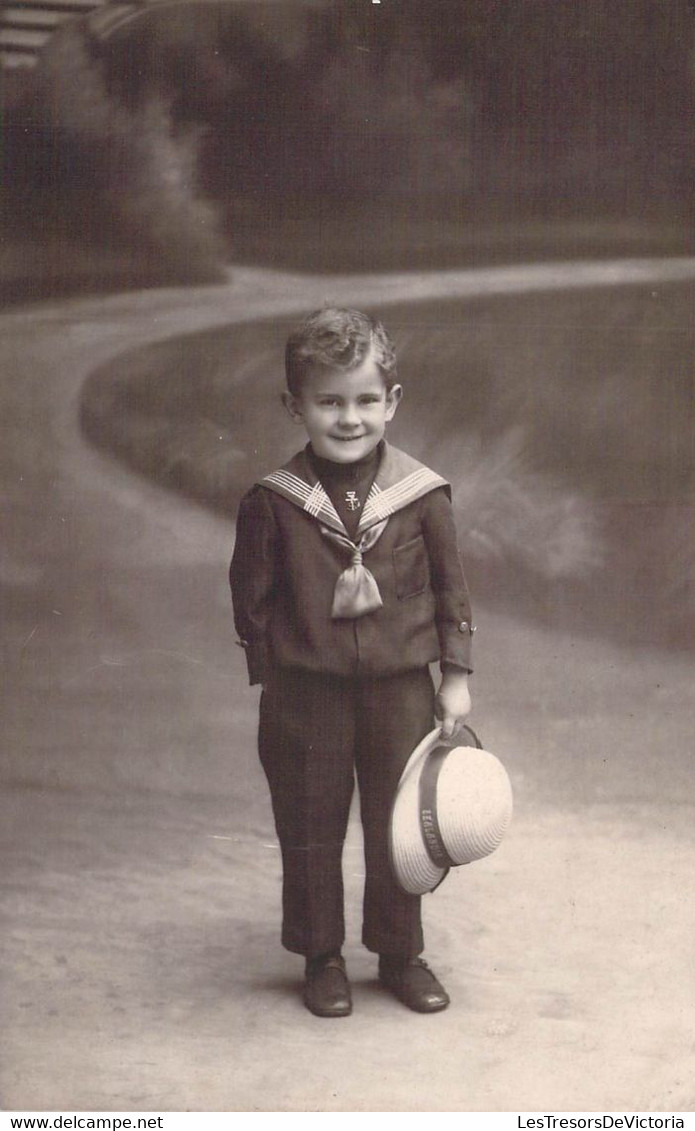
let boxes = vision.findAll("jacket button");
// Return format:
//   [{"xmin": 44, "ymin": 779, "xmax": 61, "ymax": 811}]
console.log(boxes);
[{"xmin": 458, "ymin": 621, "xmax": 476, "ymax": 633}]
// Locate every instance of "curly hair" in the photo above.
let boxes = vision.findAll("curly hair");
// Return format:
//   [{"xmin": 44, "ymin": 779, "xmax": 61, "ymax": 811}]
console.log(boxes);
[{"xmin": 285, "ymin": 307, "xmax": 398, "ymax": 395}]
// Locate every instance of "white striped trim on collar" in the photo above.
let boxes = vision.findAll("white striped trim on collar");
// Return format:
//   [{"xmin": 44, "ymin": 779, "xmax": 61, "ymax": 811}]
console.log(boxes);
[
  {"xmin": 262, "ymin": 454, "xmax": 447, "ymax": 535},
  {"xmin": 305, "ymin": 480, "xmax": 327, "ymax": 518},
  {"xmin": 263, "ymin": 468, "xmax": 312, "ymax": 498},
  {"xmin": 262, "ymin": 468, "xmax": 343, "ymax": 529}
]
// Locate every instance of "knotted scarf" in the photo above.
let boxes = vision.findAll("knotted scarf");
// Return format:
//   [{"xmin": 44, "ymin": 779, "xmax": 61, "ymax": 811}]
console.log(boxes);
[{"xmin": 319, "ymin": 519, "xmax": 389, "ymax": 618}]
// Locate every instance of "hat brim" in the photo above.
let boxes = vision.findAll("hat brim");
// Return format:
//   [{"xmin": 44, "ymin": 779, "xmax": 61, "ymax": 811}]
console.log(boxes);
[
  {"xmin": 389, "ymin": 727, "xmax": 513, "ymax": 896},
  {"xmin": 389, "ymin": 728, "xmax": 450, "ymax": 896}
]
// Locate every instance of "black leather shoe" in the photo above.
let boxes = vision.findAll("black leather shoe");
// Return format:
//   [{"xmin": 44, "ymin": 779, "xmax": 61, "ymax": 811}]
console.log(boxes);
[
  {"xmin": 303, "ymin": 954, "xmax": 352, "ymax": 1018},
  {"xmin": 378, "ymin": 955, "xmax": 450, "ymax": 1013}
]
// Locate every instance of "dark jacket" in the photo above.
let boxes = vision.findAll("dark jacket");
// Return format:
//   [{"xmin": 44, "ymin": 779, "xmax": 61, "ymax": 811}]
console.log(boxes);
[{"xmin": 230, "ymin": 443, "xmax": 474, "ymax": 685}]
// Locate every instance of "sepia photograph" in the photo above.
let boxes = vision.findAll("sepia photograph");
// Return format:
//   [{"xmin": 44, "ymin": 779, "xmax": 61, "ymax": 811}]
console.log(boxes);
[{"xmin": 1, "ymin": 0, "xmax": 694, "ymax": 1114}]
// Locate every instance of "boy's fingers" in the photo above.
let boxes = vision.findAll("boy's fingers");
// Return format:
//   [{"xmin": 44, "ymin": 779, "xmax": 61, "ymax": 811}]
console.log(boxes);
[
  {"xmin": 440, "ymin": 714, "xmax": 456, "ymax": 739},
  {"xmin": 435, "ymin": 698, "xmax": 459, "ymax": 738},
  {"xmin": 442, "ymin": 715, "xmax": 474, "ymax": 742}
]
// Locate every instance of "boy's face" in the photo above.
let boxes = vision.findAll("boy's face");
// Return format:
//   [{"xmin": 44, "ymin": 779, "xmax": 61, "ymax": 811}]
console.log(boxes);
[{"xmin": 283, "ymin": 350, "xmax": 402, "ymax": 464}]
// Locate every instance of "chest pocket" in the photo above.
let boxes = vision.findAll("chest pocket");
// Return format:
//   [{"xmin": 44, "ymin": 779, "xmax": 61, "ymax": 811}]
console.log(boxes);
[{"xmin": 393, "ymin": 534, "xmax": 431, "ymax": 600}]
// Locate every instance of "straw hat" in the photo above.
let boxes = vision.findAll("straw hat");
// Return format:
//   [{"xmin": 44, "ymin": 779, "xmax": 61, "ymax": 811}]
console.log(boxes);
[{"xmin": 389, "ymin": 725, "xmax": 513, "ymax": 896}]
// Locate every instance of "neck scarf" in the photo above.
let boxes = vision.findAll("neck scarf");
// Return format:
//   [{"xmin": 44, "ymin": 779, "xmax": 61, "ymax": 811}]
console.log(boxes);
[{"xmin": 319, "ymin": 518, "xmax": 388, "ymax": 618}]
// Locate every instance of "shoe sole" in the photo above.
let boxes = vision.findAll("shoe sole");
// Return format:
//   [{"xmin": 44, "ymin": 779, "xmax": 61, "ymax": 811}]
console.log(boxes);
[
  {"xmin": 378, "ymin": 976, "xmax": 450, "ymax": 1013},
  {"xmin": 303, "ymin": 996, "xmax": 353, "ymax": 1018}
]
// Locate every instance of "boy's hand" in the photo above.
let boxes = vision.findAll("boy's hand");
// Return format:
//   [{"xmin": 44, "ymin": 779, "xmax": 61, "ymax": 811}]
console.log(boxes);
[{"xmin": 435, "ymin": 669, "xmax": 472, "ymax": 741}]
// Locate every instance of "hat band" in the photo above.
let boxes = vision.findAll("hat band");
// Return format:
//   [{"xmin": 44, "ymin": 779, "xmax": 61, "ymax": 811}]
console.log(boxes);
[{"xmin": 418, "ymin": 744, "xmax": 456, "ymax": 870}]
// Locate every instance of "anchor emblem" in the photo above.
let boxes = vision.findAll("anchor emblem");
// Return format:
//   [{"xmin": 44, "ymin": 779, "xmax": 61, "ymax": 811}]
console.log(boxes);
[{"xmin": 345, "ymin": 490, "xmax": 361, "ymax": 511}]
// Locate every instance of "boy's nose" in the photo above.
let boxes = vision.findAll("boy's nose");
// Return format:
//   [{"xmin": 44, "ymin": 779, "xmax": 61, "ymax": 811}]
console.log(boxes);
[{"xmin": 338, "ymin": 404, "xmax": 361, "ymax": 427}]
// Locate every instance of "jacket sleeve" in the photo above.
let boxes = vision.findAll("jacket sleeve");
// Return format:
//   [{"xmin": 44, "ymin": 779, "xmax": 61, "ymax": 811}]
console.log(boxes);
[
  {"xmin": 229, "ymin": 486, "xmax": 279, "ymax": 685},
  {"xmin": 421, "ymin": 487, "xmax": 475, "ymax": 673}
]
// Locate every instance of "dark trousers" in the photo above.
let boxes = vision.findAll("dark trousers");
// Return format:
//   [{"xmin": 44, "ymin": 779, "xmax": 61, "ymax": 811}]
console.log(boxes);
[{"xmin": 258, "ymin": 666, "xmax": 435, "ymax": 959}]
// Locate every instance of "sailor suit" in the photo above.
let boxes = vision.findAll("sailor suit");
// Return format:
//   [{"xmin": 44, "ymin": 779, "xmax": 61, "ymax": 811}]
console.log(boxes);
[{"xmin": 230, "ymin": 442, "xmax": 474, "ymax": 957}]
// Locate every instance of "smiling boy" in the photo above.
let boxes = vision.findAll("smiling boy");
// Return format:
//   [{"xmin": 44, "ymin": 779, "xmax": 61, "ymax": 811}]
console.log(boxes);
[{"xmin": 230, "ymin": 307, "xmax": 474, "ymax": 1017}]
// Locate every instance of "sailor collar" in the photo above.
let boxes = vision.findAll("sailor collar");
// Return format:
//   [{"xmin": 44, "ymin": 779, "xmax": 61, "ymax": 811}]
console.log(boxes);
[{"xmin": 260, "ymin": 443, "xmax": 449, "ymax": 537}]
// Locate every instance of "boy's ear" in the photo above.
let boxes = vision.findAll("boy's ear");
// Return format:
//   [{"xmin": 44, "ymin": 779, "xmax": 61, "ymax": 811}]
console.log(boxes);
[
  {"xmin": 385, "ymin": 383, "xmax": 403, "ymax": 422},
  {"xmin": 282, "ymin": 390, "xmax": 304, "ymax": 424}
]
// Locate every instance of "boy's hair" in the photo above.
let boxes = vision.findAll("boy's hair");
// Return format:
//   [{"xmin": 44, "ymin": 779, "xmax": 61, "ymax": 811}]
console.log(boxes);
[{"xmin": 285, "ymin": 307, "xmax": 398, "ymax": 395}]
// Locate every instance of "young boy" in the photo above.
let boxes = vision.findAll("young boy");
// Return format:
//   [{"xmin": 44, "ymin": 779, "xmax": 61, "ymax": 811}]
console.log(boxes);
[{"xmin": 230, "ymin": 307, "xmax": 474, "ymax": 1017}]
